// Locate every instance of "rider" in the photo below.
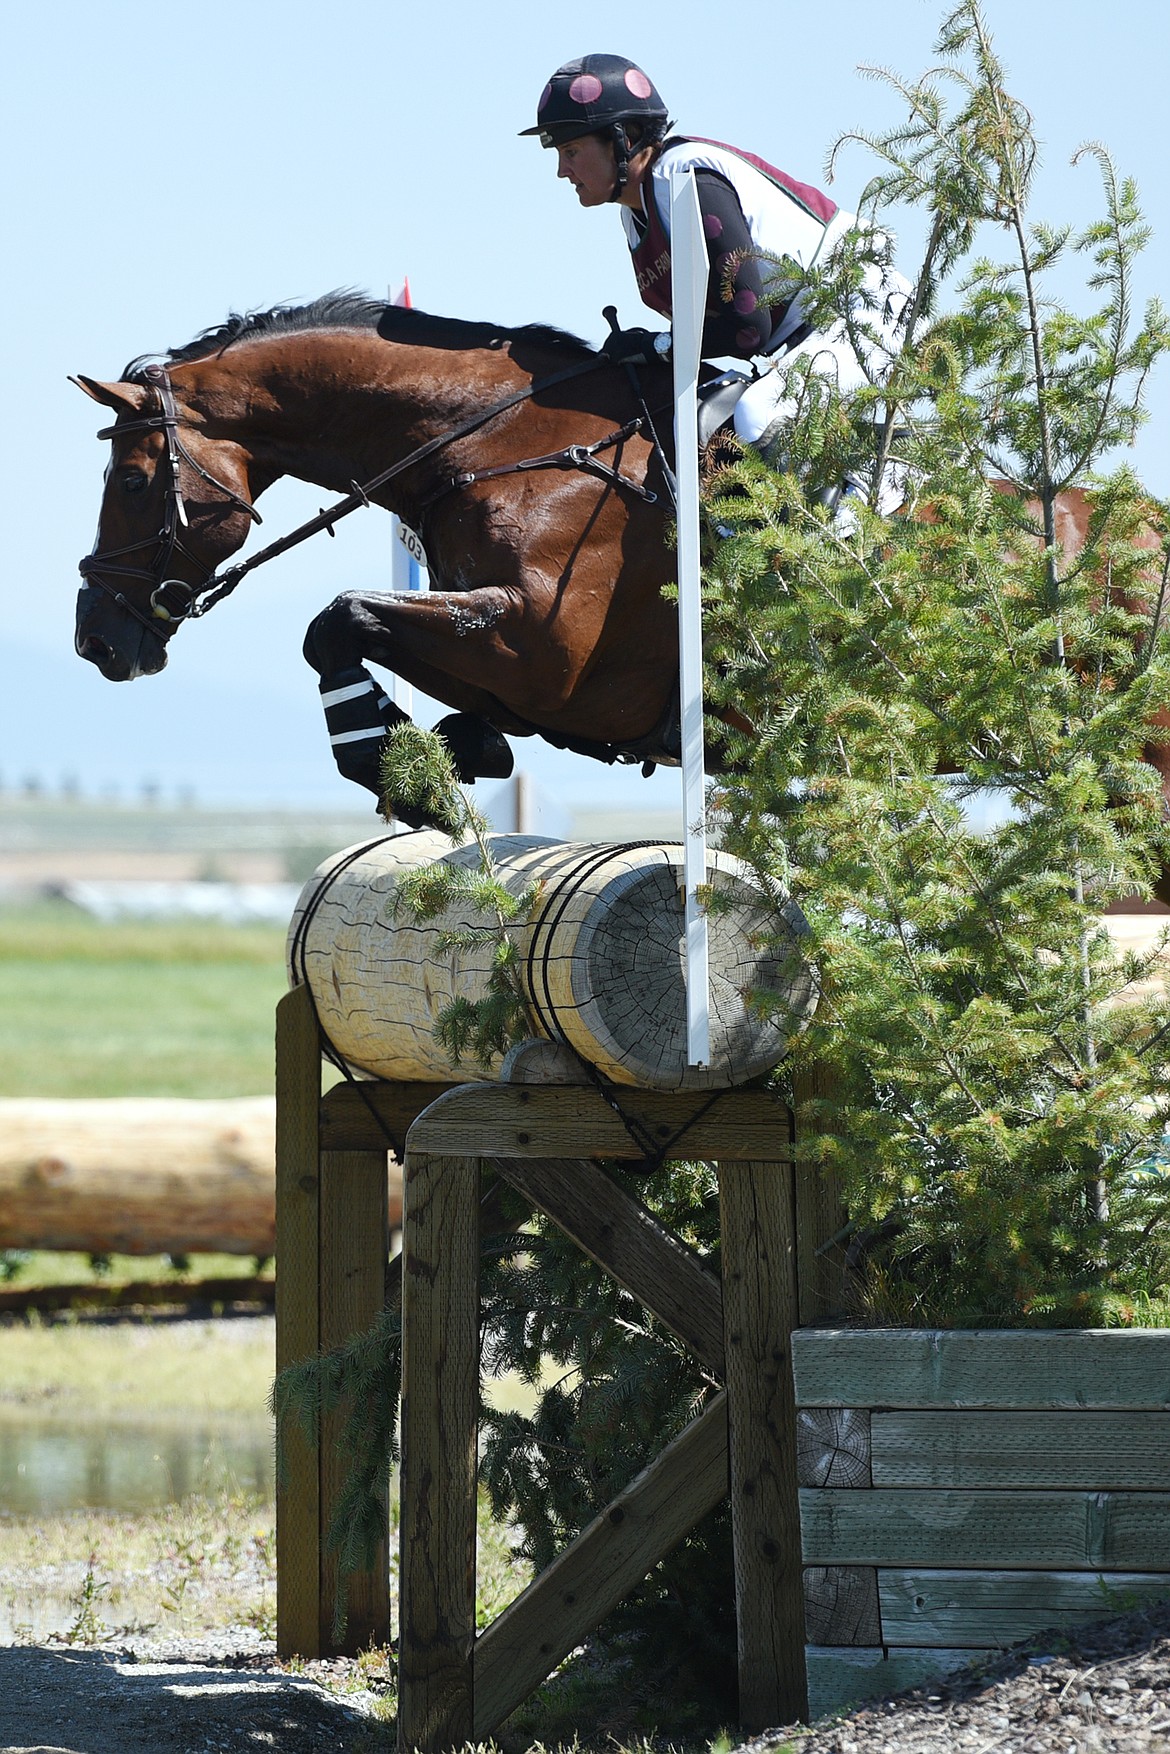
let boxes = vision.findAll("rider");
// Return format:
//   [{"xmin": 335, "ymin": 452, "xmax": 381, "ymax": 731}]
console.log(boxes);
[{"xmin": 521, "ymin": 53, "xmax": 912, "ymax": 509}]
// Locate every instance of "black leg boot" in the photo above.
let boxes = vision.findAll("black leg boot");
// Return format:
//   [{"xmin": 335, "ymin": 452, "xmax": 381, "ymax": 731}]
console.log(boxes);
[
  {"xmin": 431, "ymin": 712, "xmax": 515, "ymax": 783},
  {"xmin": 318, "ymin": 666, "xmax": 406, "ymax": 796}
]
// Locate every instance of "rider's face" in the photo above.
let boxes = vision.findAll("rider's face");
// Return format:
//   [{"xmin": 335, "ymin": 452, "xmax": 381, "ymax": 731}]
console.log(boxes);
[{"xmin": 555, "ymin": 134, "xmax": 616, "ymax": 207}]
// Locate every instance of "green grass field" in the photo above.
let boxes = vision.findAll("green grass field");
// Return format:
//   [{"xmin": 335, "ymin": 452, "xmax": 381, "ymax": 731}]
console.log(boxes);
[{"xmin": 0, "ymin": 902, "xmax": 288, "ymax": 1097}]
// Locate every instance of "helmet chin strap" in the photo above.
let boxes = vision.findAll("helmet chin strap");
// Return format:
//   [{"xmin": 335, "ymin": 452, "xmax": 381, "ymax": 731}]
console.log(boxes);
[{"xmin": 607, "ymin": 123, "xmax": 632, "ymax": 202}]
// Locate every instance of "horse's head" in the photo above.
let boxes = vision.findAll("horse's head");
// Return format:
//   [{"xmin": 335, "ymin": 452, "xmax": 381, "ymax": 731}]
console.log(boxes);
[{"xmin": 73, "ymin": 365, "xmax": 260, "ymax": 680}]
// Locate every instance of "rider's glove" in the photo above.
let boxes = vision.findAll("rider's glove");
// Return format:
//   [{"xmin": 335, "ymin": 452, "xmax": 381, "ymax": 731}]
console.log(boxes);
[{"xmin": 601, "ymin": 326, "xmax": 670, "ymax": 366}]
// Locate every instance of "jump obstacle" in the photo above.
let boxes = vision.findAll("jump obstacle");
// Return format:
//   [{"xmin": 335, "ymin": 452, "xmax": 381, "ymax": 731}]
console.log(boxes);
[
  {"xmin": 274, "ymin": 832, "xmax": 843, "ymax": 1746},
  {"xmin": 274, "ymin": 835, "xmax": 1170, "ymax": 1742}
]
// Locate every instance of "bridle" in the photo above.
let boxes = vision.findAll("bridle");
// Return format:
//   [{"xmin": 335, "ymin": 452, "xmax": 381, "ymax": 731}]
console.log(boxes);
[
  {"xmin": 78, "ymin": 362, "xmax": 263, "ymax": 639},
  {"xmin": 79, "ymin": 350, "xmax": 660, "ymax": 641}
]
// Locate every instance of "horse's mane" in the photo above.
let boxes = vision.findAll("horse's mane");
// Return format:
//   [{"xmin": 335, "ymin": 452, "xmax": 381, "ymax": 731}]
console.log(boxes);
[{"xmin": 121, "ymin": 291, "xmax": 596, "ymax": 377}]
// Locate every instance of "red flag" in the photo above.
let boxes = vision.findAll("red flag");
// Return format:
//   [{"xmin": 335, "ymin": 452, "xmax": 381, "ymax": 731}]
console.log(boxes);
[{"xmin": 392, "ymin": 277, "xmax": 412, "ymax": 309}]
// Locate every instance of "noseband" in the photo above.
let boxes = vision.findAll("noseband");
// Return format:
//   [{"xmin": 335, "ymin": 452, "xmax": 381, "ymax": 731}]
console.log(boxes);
[{"xmin": 78, "ymin": 362, "xmax": 262, "ymax": 638}]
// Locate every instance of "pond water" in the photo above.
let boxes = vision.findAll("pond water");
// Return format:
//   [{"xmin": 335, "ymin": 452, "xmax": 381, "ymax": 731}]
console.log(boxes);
[{"xmin": 0, "ymin": 1414, "xmax": 274, "ymax": 1515}]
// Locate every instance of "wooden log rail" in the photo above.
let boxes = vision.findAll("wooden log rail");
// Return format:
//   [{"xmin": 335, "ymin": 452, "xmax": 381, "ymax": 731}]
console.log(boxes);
[
  {"xmin": 0, "ymin": 1094, "xmax": 403, "ymax": 1255},
  {"xmin": 273, "ymin": 985, "xmax": 848, "ymax": 1748}
]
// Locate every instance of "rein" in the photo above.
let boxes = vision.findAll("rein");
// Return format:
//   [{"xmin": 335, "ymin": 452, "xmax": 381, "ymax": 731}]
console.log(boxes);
[{"xmin": 81, "ymin": 350, "xmax": 655, "ymax": 633}]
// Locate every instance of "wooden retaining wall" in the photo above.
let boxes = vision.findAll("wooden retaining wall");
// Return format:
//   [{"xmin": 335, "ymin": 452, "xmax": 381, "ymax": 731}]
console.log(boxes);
[{"xmin": 793, "ymin": 1329, "xmax": 1170, "ymax": 1719}]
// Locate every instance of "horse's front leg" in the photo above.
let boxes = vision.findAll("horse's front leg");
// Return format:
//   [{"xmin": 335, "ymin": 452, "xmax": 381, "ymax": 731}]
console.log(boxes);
[{"xmin": 303, "ymin": 588, "xmax": 521, "ymax": 804}]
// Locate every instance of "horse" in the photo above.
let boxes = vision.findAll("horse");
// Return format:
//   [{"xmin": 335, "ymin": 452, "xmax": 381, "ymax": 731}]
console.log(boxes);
[
  {"xmin": 73, "ymin": 293, "xmax": 1170, "ymax": 895},
  {"xmin": 73, "ymin": 293, "xmax": 724, "ymax": 811}
]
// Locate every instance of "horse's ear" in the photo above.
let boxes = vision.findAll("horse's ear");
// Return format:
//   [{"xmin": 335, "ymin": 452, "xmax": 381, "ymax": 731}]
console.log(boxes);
[{"xmin": 69, "ymin": 375, "xmax": 149, "ymax": 415}]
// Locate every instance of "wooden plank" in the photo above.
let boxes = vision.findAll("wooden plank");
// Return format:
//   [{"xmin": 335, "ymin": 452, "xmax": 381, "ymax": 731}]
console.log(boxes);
[
  {"xmin": 802, "ymin": 1566, "xmax": 881, "ymax": 1646},
  {"xmin": 797, "ymin": 1408, "xmax": 871, "ymax": 1488},
  {"xmin": 274, "ymin": 985, "xmax": 323, "ymax": 1660},
  {"xmin": 318, "ymin": 1148, "xmax": 390, "ymax": 1655},
  {"xmin": 793, "ymin": 1328, "xmax": 1170, "ymax": 1410},
  {"xmin": 720, "ymin": 1161, "xmax": 807, "ymax": 1727},
  {"xmin": 805, "ymin": 1646, "xmax": 973, "ymax": 1722},
  {"xmin": 384, "ymin": 1168, "xmax": 528, "ymax": 1318},
  {"xmin": 879, "ymin": 1568, "xmax": 1170, "ymax": 1649},
  {"xmin": 872, "ymin": 1410, "xmax": 1170, "ymax": 1489},
  {"xmin": 789, "ymin": 1061, "xmax": 850, "ymax": 1326},
  {"xmin": 398, "ymin": 1151, "xmax": 480, "ymax": 1754},
  {"xmin": 801, "ymin": 1487, "xmax": 1170, "ymax": 1569},
  {"xmin": 472, "ymin": 1393, "xmax": 730, "ymax": 1739},
  {"xmin": 495, "ymin": 1155, "xmax": 724, "ymax": 1375},
  {"xmin": 405, "ymin": 1083, "xmax": 794, "ymax": 1163},
  {"xmin": 320, "ymin": 1080, "xmax": 461, "ymax": 1153}
]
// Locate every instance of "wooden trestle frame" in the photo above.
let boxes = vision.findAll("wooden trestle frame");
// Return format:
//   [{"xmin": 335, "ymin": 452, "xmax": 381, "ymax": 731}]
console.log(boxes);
[{"xmin": 274, "ymin": 983, "xmax": 845, "ymax": 1752}]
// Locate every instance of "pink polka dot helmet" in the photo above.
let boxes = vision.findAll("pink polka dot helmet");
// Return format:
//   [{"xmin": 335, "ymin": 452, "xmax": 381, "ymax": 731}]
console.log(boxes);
[{"xmin": 520, "ymin": 54, "xmax": 669, "ymax": 152}]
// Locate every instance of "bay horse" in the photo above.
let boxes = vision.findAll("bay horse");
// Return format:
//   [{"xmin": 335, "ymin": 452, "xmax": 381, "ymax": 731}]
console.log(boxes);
[
  {"xmin": 73, "ymin": 293, "xmax": 710, "ymax": 812},
  {"xmin": 73, "ymin": 293, "xmax": 1170, "ymax": 898}
]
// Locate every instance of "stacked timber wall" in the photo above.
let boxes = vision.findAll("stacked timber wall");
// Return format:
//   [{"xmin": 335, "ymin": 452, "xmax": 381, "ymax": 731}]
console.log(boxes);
[{"xmin": 793, "ymin": 1328, "xmax": 1170, "ymax": 1719}]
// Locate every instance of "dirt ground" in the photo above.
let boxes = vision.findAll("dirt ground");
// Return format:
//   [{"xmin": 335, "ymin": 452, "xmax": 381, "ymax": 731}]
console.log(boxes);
[
  {"xmin": 4, "ymin": 1601, "xmax": 1170, "ymax": 1754},
  {"xmin": 746, "ymin": 1599, "xmax": 1170, "ymax": 1754},
  {"xmin": 0, "ymin": 1636, "xmax": 392, "ymax": 1754}
]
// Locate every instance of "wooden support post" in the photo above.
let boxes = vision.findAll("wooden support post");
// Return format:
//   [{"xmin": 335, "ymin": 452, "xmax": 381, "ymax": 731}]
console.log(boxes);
[
  {"xmin": 277, "ymin": 990, "xmax": 392, "ymax": 1655},
  {"xmin": 319, "ymin": 1146, "xmax": 391, "ymax": 1652},
  {"xmin": 720, "ymin": 1159, "xmax": 808, "ymax": 1728},
  {"xmin": 398, "ymin": 1151, "xmax": 481, "ymax": 1754},
  {"xmin": 275, "ymin": 985, "xmax": 323, "ymax": 1659}
]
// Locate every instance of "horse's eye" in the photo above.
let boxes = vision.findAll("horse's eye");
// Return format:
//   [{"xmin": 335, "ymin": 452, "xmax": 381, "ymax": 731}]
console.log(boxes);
[{"xmin": 121, "ymin": 469, "xmax": 148, "ymax": 494}]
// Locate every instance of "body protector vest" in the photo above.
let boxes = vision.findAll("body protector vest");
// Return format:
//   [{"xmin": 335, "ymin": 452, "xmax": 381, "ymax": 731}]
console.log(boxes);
[{"xmin": 626, "ymin": 137, "xmax": 843, "ymax": 350}]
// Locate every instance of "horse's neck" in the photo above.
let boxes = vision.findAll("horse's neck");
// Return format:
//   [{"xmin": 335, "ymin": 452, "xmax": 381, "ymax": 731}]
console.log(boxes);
[{"xmin": 183, "ymin": 334, "xmax": 517, "ymax": 510}]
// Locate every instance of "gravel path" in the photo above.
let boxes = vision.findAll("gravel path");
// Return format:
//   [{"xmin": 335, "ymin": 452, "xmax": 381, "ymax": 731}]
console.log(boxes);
[
  {"xmin": 3, "ymin": 1601, "xmax": 1168, "ymax": 1752},
  {"xmin": 0, "ymin": 1633, "xmax": 391, "ymax": 1754}
]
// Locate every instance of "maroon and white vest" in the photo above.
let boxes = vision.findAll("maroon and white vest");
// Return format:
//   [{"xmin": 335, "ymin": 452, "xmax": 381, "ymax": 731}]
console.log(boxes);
[{"xmin": 628, "ymin": 137, "xmax": 840, "ymax": 334}]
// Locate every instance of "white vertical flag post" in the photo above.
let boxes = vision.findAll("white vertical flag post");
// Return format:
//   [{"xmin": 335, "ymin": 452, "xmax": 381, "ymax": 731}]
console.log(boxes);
[
  {"xmin": 670, "ymin": 164, "xmax": 710, "ymax": 1068},
  {"xmin": 387, "ymin": 280, "xmax": 428, "ymax": 721}
]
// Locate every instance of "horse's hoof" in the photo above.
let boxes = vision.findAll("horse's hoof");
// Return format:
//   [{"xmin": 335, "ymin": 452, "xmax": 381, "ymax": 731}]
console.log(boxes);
[
  {"xmin": 379, "ymin": 800, "xmax": 431, "ymax": 831},
  {"xmin": 433, "ymin": 713, "xmax": 515, "ymax": 783}
]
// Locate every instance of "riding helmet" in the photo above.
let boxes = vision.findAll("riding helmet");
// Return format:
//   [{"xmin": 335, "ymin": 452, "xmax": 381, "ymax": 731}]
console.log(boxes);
[{"xmin": 520, "ymin": 54, "xmax": 669, "ymax": 149}]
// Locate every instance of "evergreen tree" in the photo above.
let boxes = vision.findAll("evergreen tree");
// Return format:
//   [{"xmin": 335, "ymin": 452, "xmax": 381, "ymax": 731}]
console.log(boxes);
[{"xmin": 704, "ymin": 0, "xmax": 1170, "ymax": 1323}]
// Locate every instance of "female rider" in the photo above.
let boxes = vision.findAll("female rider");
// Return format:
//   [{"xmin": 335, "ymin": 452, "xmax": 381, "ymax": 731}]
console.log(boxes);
[{"xmin": 522, "ymin": 53, "xmax": 911, "ymax": 508}]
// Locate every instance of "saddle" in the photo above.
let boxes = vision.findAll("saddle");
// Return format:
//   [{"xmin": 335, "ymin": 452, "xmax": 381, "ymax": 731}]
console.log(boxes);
[{"xmin": 697, "ymin": 368, "xmax": 751, "ymax": 449}]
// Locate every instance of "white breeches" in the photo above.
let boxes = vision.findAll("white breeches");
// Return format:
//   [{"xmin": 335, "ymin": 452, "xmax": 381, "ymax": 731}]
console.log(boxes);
[{"xmin": 733, "ymin": 260, "xmax": 914, "ymax": 457}]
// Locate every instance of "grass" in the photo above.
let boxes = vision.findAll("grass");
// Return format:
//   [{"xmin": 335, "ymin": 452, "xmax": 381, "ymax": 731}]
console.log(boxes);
[
  {"xmin": 0, "ymin": 901, "xmax": 287, "ymax": 1097},
  {"xmin": 0, "ymin": 1485, "xmax": 278, "ymax": 1645},
  {"xmin": 0, "ymin": 1314, "xmax": 275, "ymax": 1420},
  {"xmin": 0, "ymin": 1316, "xmax": 279, "ymax": 1641},
  {"xmin": 0, "ymin": 1313, "xmax": 530, "ymax": 1652},
  {"xmin": 0, "ymin": 1249, "xmax": 274, "ymax": 1292}
]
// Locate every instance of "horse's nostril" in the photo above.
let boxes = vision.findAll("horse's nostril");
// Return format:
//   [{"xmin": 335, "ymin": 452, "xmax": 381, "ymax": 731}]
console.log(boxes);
[{"xmin": 80, "ymin": 634, "xmax": 113, "ymax": 664}]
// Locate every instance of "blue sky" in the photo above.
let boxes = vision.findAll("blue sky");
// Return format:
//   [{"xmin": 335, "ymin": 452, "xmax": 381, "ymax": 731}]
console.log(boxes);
[{"xmin": 3, "ymin": 0, "xmax": 1166, "ymax": 809}]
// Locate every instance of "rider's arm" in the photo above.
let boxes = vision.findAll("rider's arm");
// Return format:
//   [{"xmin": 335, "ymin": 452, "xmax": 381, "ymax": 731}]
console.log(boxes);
[{"xmin": 692, "ymin": 169, "xmax": 776, "ymax": 358}]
